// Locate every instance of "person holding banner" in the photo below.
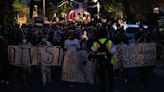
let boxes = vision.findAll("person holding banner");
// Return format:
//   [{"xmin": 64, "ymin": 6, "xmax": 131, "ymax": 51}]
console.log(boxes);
[
  {"xmin": 135, "ymin": 24, "xmax": 155, "ymax": 83},
  {"xmin": 18, "ymin": 36, "xmax": 33, "ymax": 86},
  {"xmin": 39, "ymin": 37, "xmax": 53, "ymax": 86},
  {"xmin": 114, "ymin": 28, "xmax": 129, "ymax": 83},
  {"xmin": 19, "ymin": 35, "xmax": 32, "ymax": 47},
  {"xmin": 0, "ymin": 35, "xmax": 10, "ymax": 85},
  {"xmin": 63, "ymin": 31, "xmax": 80, "ymax": 87},
  {"xmin": 91, "ymin": 28, "xmax": 116, "ymax": 92},
  {"xmin": 64, "ymin": 31, "xmax": 80, "ymax": 51},
  {"xmin": 135, "ymin": 24, "xmax": 147, "ymax": 43}
]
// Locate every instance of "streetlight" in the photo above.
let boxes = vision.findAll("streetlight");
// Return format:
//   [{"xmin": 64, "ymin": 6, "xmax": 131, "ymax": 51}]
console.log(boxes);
[
  {"xmin": 91, "ymin": 0, "xmax": 100, "ymax": 18},
  {"xmin": 92, "ymin": 0, "xmax": 98, "ymax": 3},
  {"xmin": 153, "ymin": 6, "xmax": 160, "ymax": 14}
]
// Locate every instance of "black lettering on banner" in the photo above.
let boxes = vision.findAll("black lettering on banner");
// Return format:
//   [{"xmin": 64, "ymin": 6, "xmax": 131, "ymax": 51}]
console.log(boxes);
[
  {"xmin": 138, "ymin": 46, "xmax": 145, "ymax": 54},
  {"xmin": 129, "ymin": 56, "xmax": 135, "ymax": 65},
  {"xmin": 123, "ymin": 43, "xmax": 157, "ymax": 67},
  {"xmin": 28, "ymin": 48, "xmax": 35, "ymax": 64},
  {"xmin": 133, "ymin": 55, "xmax": 138, "ymax": 65},
  {"xmin": 128, "ymin": 47, "xmax": 135, "ymax": 55},
  {"xmin": 44, "ymin": 47, "xmax": 54, "ymax": 64},
  {"xmin": 57, "ymin": 47, "xmax": 61, "ymax": 65},
  {"xmin": 8, "ymin": 47, "xmax": 16, "ymax": 64}
]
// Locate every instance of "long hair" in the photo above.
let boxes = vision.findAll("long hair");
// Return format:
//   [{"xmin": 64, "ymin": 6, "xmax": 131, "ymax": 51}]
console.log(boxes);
[{"xmin": 67, "ymin": 31, "xmax": 75, "ymax": 40}]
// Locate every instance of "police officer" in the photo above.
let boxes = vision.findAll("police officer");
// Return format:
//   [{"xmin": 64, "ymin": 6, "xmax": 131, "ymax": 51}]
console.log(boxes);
[{"xmin": 91, "ymin": 28, "xmax": 116, "ymax": 92}]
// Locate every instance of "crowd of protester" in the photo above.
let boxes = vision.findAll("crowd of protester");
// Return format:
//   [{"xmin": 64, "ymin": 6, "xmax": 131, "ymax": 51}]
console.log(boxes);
[{"xmin": 0, "ymin": 18, "xmax": 160, "ymax": 88}]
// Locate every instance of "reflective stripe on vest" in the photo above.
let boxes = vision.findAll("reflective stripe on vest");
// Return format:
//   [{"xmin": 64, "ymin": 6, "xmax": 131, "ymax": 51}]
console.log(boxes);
[{"xmin": 93, "ymin": 38, "xmax": 115, "ymax": 64}]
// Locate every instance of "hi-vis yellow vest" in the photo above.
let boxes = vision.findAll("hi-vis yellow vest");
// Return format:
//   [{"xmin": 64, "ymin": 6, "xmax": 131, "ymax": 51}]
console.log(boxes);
[{"xmin": 92, "ymin": 38, "xmax": 115, "ymax": 64}]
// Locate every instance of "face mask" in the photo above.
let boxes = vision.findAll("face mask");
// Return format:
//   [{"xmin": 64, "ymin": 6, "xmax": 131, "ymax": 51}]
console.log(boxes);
[
  {"xmin": 42, "ymin": 38, "xmax": 46, "ymax": 42},
  {"xmin": 22, "ymin": 39, "xmax": 27, "ymax": 44}
]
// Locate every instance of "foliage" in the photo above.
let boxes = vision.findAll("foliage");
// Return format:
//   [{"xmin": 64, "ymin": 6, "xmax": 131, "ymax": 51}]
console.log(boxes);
[
  {"xmin": 46, "ymin": 0, "xmax": 74, "ymax": 18},
  {"xmin": 13, "ymin": 0, "xmax": 29, "ymax": 15},
  {"xmin": 101, "ymin": 0, "xmax": 124, "ymax": 19},
  {"xmin": 46, "ymin": 6, "xmax": 55, "ymax": 18},
  {"xmin": 0, "ymin": 0, "xmax": 15, "ymax": 25}
]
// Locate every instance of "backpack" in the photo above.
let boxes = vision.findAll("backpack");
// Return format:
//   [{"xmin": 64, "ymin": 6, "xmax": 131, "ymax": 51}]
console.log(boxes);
[{"xmin": 96, "ymin": 39, "xmax": 112, "ymax": 63}]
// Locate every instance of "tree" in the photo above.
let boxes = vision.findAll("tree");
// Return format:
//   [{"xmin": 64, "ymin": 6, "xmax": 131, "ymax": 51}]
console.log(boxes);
[
  {"xmin": 13, "ymin": 0, "xmax": 30, "ymax": 16},
  {"xmin": 45, "ymin": 0, "xmax": 74, "ymax": 18},
  {"xmin": 0, "ymin": 0, "xmax": 15, "ymax": 25},
  {"xmin": 100, "ymin": 0, "xmax": 124, "ymax": 19}
]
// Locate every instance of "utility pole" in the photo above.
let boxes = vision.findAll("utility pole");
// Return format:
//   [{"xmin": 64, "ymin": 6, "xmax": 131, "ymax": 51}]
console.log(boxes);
[
  {"xmin": 30, "ymin": 0, "xmax": 34, "ymax": 18},
  {"xmin": 43, "ymin": 0, "xmax": 45, "ymax": 18}
]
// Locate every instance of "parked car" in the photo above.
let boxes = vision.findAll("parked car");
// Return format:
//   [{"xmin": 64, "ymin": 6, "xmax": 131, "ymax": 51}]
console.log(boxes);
[
  {"xmin": 113, "ymin": 24, "xmax": 148, "ymax": 44},
  {"xmin": 124, "ymin": 24, "xmax": 148, "ymax": 44}
]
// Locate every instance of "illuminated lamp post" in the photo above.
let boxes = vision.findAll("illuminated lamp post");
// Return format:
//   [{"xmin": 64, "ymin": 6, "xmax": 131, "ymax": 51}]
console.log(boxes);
[
  {"xmin": 92, "ymin": 0, "xmax": 100, "ymax": 19},
  {"xmin": 153, "ymin": 6, "xmax": 160, "ymax": 14}
]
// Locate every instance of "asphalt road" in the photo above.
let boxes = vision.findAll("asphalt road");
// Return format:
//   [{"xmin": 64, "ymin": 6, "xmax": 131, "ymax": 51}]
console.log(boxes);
[{"xmin": 0, "ymin": 65, "xmax": 164, "ymax": 92}]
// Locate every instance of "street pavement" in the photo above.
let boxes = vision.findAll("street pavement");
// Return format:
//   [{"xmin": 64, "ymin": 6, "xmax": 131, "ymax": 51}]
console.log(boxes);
[{"xmin": 0, "ymin": 65, "xmax": 164, "ymax": 92}]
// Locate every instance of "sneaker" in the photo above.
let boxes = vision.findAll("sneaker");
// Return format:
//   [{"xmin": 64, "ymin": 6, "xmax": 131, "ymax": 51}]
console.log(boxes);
[
  {"xmin": 5, "ymin": 81, "xmax": 10, "ymax": 85},
  {"xmin": 42, "ymin": 82, "xmax": 46, "ymax": 86},
  {"xmin": 124, "ymin": 79, "xmax": 128, "ymax": 83}
]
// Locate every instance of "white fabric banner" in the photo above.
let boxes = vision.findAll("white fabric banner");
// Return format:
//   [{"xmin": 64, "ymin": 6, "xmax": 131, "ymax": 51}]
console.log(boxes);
[
  {"xmin": 122, "ymin": 43, "xmax": 156, "ymax": 67},
  {"xmin": 113, "ymin": 45, "xmax": 123, "ymax": 70},
  {"xmin": 8, "ymin": 46, "xmax": 63, "ymax": 66},
  {"xmin": 38, "ymin": 46, "xmax": 63, "ymax": 66},
  {"xmin": 8, "ymin": 46, "xmax": 38, "ymax": 66}
]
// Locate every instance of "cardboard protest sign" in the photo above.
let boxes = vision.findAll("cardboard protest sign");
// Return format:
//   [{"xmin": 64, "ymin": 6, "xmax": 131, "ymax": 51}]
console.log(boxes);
[
  {"xmin": 38, "ymin": 46, "xmax": 63, "ymax": 66},
  {"xmin": 77, "ymin": 50, "xmax": 95, "ymax": 83},
  {"xmin": 122, "ymin": 43, "xmax": 156, "ymax": 68},
  {"xmin": 113, "ymin": 45, "xmax": 123, "ymax": 70},
  {"xmin": 8, "ymin": 46, "xmax": 38, "ymax": 66},
  {"xmin": 62, "ymin": 50, "xmax": 95, "ymax": 84}
]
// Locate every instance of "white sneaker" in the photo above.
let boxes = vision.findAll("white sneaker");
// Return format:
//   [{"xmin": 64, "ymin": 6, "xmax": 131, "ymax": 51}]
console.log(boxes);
[
  {"xmin": 124, "ymin": 79, "xmax": 128, "ymax": 83},
  {"xmin": 5, "ymin": 81, "xmax": 10, "ymax": 85}
]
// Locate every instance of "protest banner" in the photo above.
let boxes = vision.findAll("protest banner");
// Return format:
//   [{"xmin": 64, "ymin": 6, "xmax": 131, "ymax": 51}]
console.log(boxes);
[
  {"xmin": 38, "ymin": 46, "xmax": 63, "ymax": 66},
  {"xmin": 8, "ymin": 46, "xmax": 17, "ymax": 65},
  {"xmin": 122, "ymin": 43, "xmax": 156, "ymax": 68},
  {"xmin": 8, "ymin": 46, "xmax": 38, "ymax": 66},
  {"xmin": 113, "ymin": 45, "xmax": 123, "ymax": 70},
  {"xmin": 8, "ymin": 46, "xmax": 63, "ymax": 66},
  {"xmin": 62, "ymin": 50, "xmax": 95, "ymax": 84},
  {"xmin": 77, "ymin": 50, "xmax": 96, "ymax": 83},
  {"xmin": 58, "ymin": 47, "xmax": 64, "ymax": 66}
]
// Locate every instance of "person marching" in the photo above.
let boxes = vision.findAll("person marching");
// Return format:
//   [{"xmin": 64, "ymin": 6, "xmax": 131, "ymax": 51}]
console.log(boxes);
[
  {"xmin": 91, "ymin": 28, "xmax": 116, "ymax": 92},
  {"xmin": 39, "ymin": 37, "xmax": 52, "ymax": 86},
  {"xmin": 19, "ymin": 35, "xmax": 33, "ymax": 86}
]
